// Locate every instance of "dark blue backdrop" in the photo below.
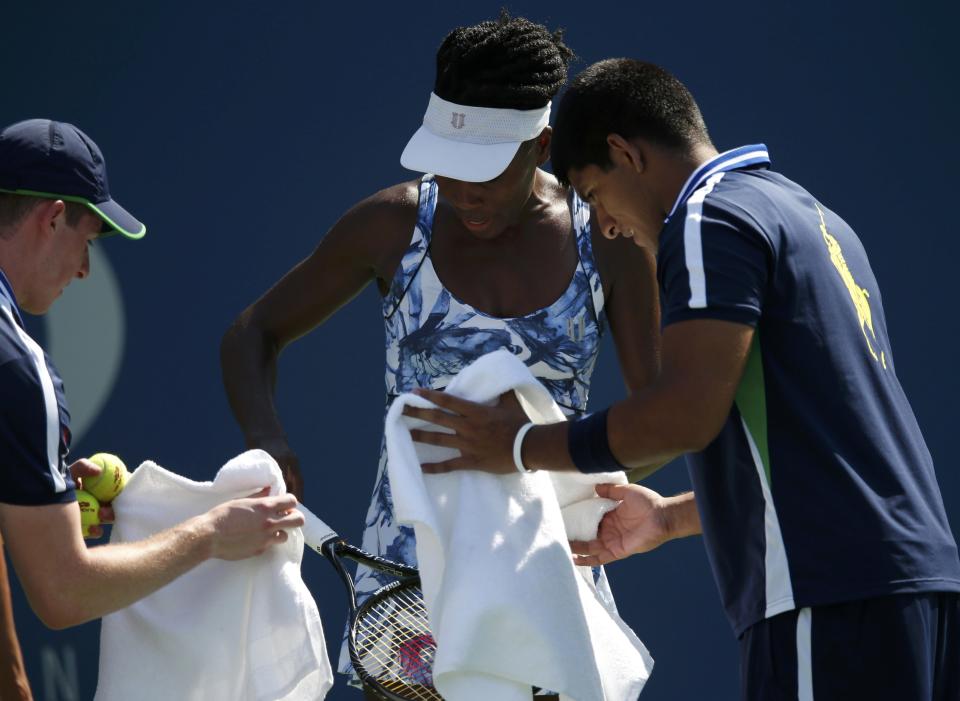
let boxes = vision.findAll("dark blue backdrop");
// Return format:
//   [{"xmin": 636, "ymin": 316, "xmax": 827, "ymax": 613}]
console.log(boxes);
[{"xmin": 3, "ymin": 2, "xmax": 957, "ymax": 699}]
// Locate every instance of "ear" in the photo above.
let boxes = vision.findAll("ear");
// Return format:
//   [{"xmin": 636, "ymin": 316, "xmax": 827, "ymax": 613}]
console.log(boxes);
[
  {"xmin": 534, "ymin": 127, "xmax": 552, "ymax": 166},
  {"xmin": 32, "ymin": 199, "xmax": 67, "ymax": 238},
  {"xmin": 606, "ymin": 133, "xmax": 645, "ymax": 173}
]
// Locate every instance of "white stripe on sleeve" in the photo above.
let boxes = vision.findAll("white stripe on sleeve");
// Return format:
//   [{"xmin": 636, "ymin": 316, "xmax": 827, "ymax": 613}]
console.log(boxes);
[
  {"xmin": 4, "ymin": 306, "xmax": 67, "ymax": 492},
  {"xmin": 683, "ymin": 172, "xmax": 727, "ymax": 309}
]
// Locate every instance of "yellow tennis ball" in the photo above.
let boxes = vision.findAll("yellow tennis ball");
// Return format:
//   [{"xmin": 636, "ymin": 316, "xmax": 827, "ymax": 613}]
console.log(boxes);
[
  {"xmin": 84, "ymin": 452, "xmax": 129, "ymax": 502},
  {"xmin": 76, "ymin": 490, "xmax": 100, "ymax": 539}
]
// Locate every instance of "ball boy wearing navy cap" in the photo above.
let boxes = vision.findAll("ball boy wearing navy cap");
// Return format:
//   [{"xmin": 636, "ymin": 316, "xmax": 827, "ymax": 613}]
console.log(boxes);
[
  {"xmin": 0, "ymin": 119, "xmax": 145, "ymax": 240},
  {"xmin": 0, "ymin": 117, "xmax": 303, "ymax": 665}
]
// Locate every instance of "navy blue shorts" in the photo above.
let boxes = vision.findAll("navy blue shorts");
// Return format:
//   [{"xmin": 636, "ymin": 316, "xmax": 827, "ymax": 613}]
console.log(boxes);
[{"xmin": 739, "ymin": 592, "xmax": 959, "ymax": 701}]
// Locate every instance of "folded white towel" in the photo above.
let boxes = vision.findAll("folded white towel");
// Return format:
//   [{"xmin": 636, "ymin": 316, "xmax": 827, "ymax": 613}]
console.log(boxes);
[
  {"xmin": 386, "ymin": 350, "xmax": 653, "ymax": 701},
  {"xmin": 94, "ymin": 450, "xmax": 333, "ymax": 701}
]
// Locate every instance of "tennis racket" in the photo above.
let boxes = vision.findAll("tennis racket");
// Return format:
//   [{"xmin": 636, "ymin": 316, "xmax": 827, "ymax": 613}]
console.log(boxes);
[{"xmin": 299, "ymin": 505, "xmax": 440, "ymax": 701}]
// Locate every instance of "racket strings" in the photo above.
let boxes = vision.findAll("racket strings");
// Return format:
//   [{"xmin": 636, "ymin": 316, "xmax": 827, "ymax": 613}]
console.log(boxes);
[{"xmin": 354, "ymin": 586, "xmax": 441, "ymax": 700}]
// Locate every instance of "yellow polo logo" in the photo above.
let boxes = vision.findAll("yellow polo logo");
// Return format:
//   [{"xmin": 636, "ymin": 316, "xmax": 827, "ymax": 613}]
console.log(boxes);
[{"xmin": 817, "ymin": 204, "xmax": 887, "ymax": 369}]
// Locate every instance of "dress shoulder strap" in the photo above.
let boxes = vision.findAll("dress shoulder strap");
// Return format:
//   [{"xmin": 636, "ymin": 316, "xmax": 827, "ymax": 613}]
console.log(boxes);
[
  {"xmin": 382, "ymin": 175, "xmax": 438, "ymax": 319},
  {"xmin": 570, "ymin": 189, "xmax": 606, "ymax": 321}
]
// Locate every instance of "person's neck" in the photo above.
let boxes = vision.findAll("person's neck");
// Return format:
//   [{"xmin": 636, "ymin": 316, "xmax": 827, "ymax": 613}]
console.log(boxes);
[
  {"xmin": 630, "ymin": 142, "xmax": 719, "ymax": 254},
  {"xmin": 658, "ymin": 142, "xmax": 719, "ymax": 216},
  {"xmin": 499, "ymin": 168, "xmax": 554, "ymax": 239},
  {"xmin": 0, "ymin": 237, "xmax": 30, "ymax": 309}
]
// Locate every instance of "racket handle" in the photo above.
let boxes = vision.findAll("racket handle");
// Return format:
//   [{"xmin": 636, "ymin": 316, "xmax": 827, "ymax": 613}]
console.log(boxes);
[{"xmin": 298, "ymin": 505, "xmax": 339, "ymax": 552}]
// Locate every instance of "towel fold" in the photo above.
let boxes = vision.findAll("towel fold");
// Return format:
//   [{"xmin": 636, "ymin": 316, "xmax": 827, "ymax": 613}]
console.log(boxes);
[
  {"xmin": 94, "ymin": 449, "xmax": 333, "ymax": 701},
  {"xmin": 386, "ymin": 349, "xmax": 653, "ymax": 701}
]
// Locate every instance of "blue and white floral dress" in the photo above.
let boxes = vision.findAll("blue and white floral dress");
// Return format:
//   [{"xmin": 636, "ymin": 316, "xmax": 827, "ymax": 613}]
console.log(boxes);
[{"xmin": 338, "ymin": 175, "xmax": 615, "ymax": 682}]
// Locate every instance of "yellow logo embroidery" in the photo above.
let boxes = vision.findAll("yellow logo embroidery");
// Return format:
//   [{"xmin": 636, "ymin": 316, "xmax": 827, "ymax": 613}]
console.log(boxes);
[{"xmin": 817, "ymin": 203, "xmax": 887, "ymax": 369}]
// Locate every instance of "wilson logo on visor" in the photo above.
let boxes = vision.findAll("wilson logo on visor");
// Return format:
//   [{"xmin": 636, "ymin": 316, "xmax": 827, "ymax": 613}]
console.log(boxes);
[{"xmin": 451, "ymin": 112, "xmax": 466, "ymax": 129}]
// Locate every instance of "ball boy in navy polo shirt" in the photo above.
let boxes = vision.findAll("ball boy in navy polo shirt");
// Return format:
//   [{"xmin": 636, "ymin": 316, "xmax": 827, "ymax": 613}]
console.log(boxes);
[
  {"xmin": 404, "ymin": 60, "xmax": 960, "ymax": 700},
  {"xmin": 0, "ymin": 120, "xmax": 303, "ymax": 643}
]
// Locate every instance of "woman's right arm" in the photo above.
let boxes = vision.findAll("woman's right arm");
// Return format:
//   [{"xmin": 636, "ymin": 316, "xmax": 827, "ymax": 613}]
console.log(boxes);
[{"xmin": 220, "ymin": 182, "xmax": 419, "ymax": 498}]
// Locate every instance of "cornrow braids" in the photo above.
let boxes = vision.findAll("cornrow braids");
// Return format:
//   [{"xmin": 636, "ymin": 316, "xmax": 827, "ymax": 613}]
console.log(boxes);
[{"xmin": 434, "ymin": 10, "xmax": 575, "ymax": 110}]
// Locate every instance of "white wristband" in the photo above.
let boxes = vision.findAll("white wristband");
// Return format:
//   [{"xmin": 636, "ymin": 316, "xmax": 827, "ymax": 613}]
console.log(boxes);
[{"xmin": 513, "ymin": 422, "xmax": 536, "ymax": 474}]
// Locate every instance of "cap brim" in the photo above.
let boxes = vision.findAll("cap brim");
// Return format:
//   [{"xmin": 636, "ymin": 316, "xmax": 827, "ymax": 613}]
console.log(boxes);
[
  {"xmin": 87, "ymin": 198, "xmax": 146, "ymax": 240},
  {"xmin": 400, "ymin": 126, "xmax": 522, "ymax": 183}
]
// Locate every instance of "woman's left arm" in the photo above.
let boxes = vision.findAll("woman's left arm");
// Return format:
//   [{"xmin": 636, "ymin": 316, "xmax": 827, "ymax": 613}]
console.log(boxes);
[
  {"xmin": 592, "ymin": 222, "xmax": 661, "ymax": 394},
  {"xmin": 592, "ymin": 222, "xmax": 662, "ymax": 481}
]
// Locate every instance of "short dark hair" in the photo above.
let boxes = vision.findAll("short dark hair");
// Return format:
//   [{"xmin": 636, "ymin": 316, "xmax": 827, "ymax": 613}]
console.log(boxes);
[
  {"xmin": 552, "ymin": 58, "xmax": 712, "ymax": 185},
  {"xmin": 0, "ymin": 193, "xmax": 91, "ymax": 238},
  {"xmin": 434, "ymin": 10, "xmax": 575, "ymax": 110}
]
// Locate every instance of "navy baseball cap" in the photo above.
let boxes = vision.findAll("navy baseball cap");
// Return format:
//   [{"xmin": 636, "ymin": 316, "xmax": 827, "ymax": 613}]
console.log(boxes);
[{"xmin": 0, "ymin": 119, "xmax": 145, "ymax": 239}]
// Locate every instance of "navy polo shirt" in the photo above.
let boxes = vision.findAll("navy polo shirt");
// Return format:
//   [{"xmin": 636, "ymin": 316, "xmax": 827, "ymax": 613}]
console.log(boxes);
[
  {"xmin": 658, "ymin": 145, "xmax": 960, "ymax": 636},
  {"xmin": 0, "ymin": 268, "xmax": 75, "ymax": 505}
]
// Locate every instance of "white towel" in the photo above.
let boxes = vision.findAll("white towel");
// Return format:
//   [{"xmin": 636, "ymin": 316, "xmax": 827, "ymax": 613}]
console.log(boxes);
[
  {"xmin": 386, "ymin": 350, "xmax": 653, "ymax": 701},
  {"xmin": 94, "ymin": 450, "xmax": 333, "ymax": 701}
]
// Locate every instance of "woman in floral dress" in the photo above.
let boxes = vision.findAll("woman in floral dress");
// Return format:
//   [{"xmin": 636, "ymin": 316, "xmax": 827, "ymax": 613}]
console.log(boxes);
[{"xmin": 220, "ymin": 12, "xmax": 659, "ymax": 697}]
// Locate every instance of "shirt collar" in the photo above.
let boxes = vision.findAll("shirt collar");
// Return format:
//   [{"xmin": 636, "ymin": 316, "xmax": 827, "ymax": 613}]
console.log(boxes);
[
  {"xmin": 665, "ymin": 144, "xmax": 771, "ymax": 223},
  {"xmin": 0, "ymin": 267, "xmax": 24, "ymax": 328}
]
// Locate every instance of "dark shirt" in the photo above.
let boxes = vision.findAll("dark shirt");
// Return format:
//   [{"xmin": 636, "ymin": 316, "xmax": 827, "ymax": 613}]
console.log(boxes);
[
  {"xmin": 0, "ymin": 268, "xmax": 74, "ymax": 506},
  {"xmin": 658, "ymin": 145, "xmax": 960, "ymax": 635}
]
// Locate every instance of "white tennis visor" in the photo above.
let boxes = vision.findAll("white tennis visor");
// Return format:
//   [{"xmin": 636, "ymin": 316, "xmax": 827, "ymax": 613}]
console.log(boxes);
[{"xmin": 400, "ymin": 93, "xmax": 551, "ymax": 183}]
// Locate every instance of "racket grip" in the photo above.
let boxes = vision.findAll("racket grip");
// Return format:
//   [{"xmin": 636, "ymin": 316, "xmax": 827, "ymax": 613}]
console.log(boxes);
[{"xmin": 298, "ymin": 505, "xmax": 339, "ymax": 551}]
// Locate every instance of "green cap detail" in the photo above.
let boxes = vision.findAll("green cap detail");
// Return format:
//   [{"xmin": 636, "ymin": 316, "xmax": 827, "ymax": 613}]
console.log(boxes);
[{"xmin": 0, "ymin": 187, "xmax": 145, "ymax": 240}]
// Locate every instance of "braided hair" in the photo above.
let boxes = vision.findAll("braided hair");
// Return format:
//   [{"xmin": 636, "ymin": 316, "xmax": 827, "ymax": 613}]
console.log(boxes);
[{"xmin": 434, "ymin": 10, "xmax": 575, "ymax": 110}]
